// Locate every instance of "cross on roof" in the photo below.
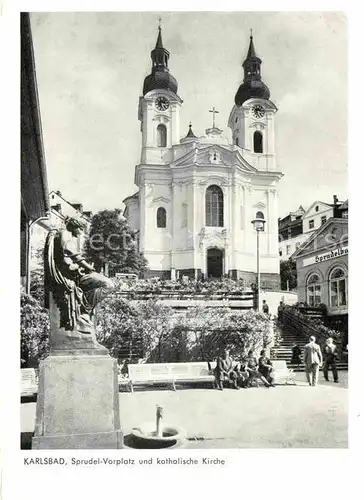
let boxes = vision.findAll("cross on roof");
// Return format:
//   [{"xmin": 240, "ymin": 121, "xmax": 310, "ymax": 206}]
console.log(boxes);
[{"xmin": 209, "ymin": 107, "xmax": 219, "ymax": 128}]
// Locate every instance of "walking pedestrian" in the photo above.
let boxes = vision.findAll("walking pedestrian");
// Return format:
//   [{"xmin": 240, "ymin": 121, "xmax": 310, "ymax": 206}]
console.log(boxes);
[
  {"xmin": 303, "ymin": 336, "xmax": 323, "ymax": 386},
  {"xmin": 291, "ymin": 343, "xmax": 302, "ymax": 367},
  {"xmin": 323, "ymin": 337, "xmax": 339, "ymax": 383}
]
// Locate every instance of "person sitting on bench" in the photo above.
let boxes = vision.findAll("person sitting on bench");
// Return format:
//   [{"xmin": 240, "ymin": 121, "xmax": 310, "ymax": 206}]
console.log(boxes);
[
  {"xmin": 214, "ymin": 349, "xmax": 239, "ymax": 390},
  {"xmin": 244, "ymin": 349, "xmax": 272, "ymax": 388},
  {"xmin": 235, "ymin": 361, "xmax": 250, "ymax": 388},
  {"xmin": 258, "ymin": 349, "xmax": 275, "ymax": 387}
]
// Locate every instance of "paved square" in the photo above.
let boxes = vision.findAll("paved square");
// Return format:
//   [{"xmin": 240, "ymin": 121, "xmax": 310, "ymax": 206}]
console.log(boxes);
[{"xmin": 21, "ymin": 371, "xmax": 347, "ymax": 449}]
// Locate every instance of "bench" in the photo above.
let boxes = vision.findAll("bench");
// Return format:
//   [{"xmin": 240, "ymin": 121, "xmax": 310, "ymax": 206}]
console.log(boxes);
[
  {"xmin": 125, "ymin": 362, "xmax": 215, "ymax": 392},
  {"xmin": 271, "ymin": 360, "xmax": 296, "ymax": 385},
  {"xmin": 21, "ymin": 368, "xmax": 38, "ymax": 397}
]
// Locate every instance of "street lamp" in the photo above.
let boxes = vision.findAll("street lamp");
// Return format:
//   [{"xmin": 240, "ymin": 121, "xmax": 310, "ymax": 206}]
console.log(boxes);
[{"xmin": 251, "ymin": 211, "xmax": 266, "ymax": 311}]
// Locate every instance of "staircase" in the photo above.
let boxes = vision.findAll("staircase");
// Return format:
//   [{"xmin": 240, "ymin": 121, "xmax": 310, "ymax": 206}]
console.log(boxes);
[{"xmin": 273, "ymin": 323, "xmax": 348, "ymax": 372}]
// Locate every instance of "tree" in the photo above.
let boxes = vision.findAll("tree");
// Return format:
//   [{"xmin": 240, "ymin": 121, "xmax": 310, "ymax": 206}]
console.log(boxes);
[
  {"xmin": 96, "ymin": 297, "xmax": 175, "ymax": 362},
  {"xmin": 95, "ymin": 298, "xmax": 274, "ymax": 364},
  {"xmin": 280, "ymin": 259, "xmax": 297, "ymax": 290},
  {"xmin": 21, "ymin": 292, "xmax": 50, "ymax": 367},
  {"xmin": 96, "ymin": 296, "xmax": 144, "ymax": 360},
  {"xmin": 29, "ymin": 247, "xmax": 45, "ymax": 304},
  {"xmin": 84, "ymin": 209, "xmax": 148, "ymax": 276}
]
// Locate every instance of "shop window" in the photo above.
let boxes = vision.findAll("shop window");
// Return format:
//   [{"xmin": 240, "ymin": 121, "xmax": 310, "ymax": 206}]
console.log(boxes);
[
  {"xmin": 329, "ymin": 267, "xmax": 347, "ymax": 307},
  {"xmin": 309, "ymin": 219, "xmax": 315, "ymax": 229},
  {"xmin": 206, "ymin": 185, "xmax": 223, "ymax": 227},
  {"xmin": 156, "ymin": 207, "xmax": 166, "ymax": 228},
  {"xmin": 306, "ymin": 274, "xmax": 321, "ymax": 306}
]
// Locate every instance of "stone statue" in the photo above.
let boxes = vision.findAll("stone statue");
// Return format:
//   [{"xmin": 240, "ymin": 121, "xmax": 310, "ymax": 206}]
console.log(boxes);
[{"xmin": 44, "ymin": 216, "xmax": 114, "ymax": 352}]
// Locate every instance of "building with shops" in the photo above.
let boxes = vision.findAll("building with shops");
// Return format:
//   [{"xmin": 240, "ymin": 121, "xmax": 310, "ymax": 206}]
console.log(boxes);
[
  {"xmin": 291, "ymin": 204, "xmax": 348, "ymax": 342},
  {"xmin": 21, "ymin": 13, "xmax": 49, "ymax": 291},
  {"xmin": 278, "ymin": 196, "xmax": 345, "ymax": 260},
  {"xmin": 124, "ymin": 28, "xmax": 283, "ymax": 285}
]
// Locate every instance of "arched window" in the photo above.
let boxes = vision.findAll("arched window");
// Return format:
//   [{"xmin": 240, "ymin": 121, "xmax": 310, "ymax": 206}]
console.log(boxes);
[
  {"xmin": 253, "ymin": 131, "xmax": 263, "ymax": 153},
  {"xmin": 306, "ymin": 274, "xmax": 321, "ymax": 306},
  {"xmin": 157, "ymin": 124, "xmax": 167, "ymax": 147},
  {"xmin": 156, "ymin": 207, "xmax": 166, "ymax": 228},
  {"xmin": 256, "ymin": 211, "xmax": 265, "ymax": 219},
  {"xmin": 205, "ymin": 185, "xmax": 224, "ymax": 227},
  {"xmin": 329, "ymin": 267, "xmax": 347, "ymax": 307}
]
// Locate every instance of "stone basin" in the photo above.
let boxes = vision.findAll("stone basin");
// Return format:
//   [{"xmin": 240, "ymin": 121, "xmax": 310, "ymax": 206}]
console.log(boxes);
[{"xmin": 125, "ymin": 422, "xmax": 186, "ymax": 449}]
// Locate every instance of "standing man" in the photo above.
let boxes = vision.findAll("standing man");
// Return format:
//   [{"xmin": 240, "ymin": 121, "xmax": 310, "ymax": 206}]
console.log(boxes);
[
  {"xmin": 277, "ymin": 301, "xmax": 284, "ymax": 323},
  {"xmin": 262, "ymin": 300, "xmax": 269, "ymax": 315},
  {"xmin": 303, "ymin": 336, "xmax": 323, "ymax": 386},
  {"xmin": 323, "ymin": 337, "xmax": 339, "ymax": 383}
]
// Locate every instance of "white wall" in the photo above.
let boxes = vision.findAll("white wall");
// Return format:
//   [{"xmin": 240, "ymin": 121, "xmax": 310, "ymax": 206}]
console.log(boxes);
[
  {"xmin": 279, "ymin": 233, "xmax": 310, "ymax": 260},
  {"xmin": 302, "ymin": 205, "xmax": 333, "ymax": 234}
]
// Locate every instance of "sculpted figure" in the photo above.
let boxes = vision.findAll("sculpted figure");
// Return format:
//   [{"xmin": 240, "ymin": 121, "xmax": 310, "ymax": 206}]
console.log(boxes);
[{"xmin": 44, "ymin": 217, "xmax": 114, "ymax": 350}]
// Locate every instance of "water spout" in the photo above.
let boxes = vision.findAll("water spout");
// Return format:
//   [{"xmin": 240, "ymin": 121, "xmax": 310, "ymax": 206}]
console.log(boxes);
[{"xmin": 156, "ymin": 405, "xmax": 163, "ymax": 438}]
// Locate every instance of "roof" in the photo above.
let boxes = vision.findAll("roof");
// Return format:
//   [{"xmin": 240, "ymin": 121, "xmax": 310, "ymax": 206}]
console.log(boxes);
[
  {"xmin": 338, "ymin": 199, "xmax": 348, "ymax": 210},
  {"xmin": 185, "ymin": 123, "xmax": 197, "ymax": 138},
  {"xmin": 155, "ymin": 26, "xmax": 163, "ymax": 49},
  {"xmin": 246, "ymin": 35, "xmax": 258, "ymax": 60},
  {"xmin": 302, "ymin": 200, "xmax": 333, "ymax": 217},
  {"xmin": 123, "ymin": 192, "xmax": 139, "ymax": 204},
  {"xmin": 21, "ymin": 13, "xmax": 49, "ymax": 219},
  {"xmin": 290, "ymin": 217, "xmax": 348, "ymax": 261},
  {"xmin": 49, "ymin": 190, "xmax": 90, "ymax": 216}
]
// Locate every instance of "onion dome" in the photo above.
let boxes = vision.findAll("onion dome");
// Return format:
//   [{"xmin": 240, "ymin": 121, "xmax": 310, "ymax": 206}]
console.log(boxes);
[
  {"xmin": 234, "ymin": 34, "xmax": 270, "ymax": 107},
  {"xmin": 185, "ymin": 122, "xmax": 197, "ymax": 139},
  {"xmin": 180, "ymin": 122, "xmax": 198, "ymax": 144},
  {"xmin": 143, "ymin": 26, "xmax": 178, "ymax": 96}
]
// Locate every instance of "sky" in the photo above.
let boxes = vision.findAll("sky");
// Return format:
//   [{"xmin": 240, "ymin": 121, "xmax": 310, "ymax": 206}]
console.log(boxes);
[{"xmin": 30, "ymin": 11, "xmax": 347, "ymax": 217}]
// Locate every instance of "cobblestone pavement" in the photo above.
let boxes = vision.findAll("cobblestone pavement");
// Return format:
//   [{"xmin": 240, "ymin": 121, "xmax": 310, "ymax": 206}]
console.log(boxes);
[{"xmin": 21, "ymin": 371, "xmax": 348, "ymax": 449}]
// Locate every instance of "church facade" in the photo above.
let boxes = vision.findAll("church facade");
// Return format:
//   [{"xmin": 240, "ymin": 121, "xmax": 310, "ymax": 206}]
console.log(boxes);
[{"xmin": 123, "ymin": 27, "xmax": 283, "ymax": 287}]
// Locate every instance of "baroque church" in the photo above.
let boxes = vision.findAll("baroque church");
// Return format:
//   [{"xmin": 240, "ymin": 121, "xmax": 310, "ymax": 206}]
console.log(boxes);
[{"xmin": 123, "ymin": 27, "xmax": 283, "ymax": 287}]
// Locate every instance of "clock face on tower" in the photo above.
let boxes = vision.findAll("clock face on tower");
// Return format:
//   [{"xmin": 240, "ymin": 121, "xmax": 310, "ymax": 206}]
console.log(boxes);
[
  {"xmin": 155, "ymin": 96, "xmax": 170, "ymax": 111},
  {"xmin": 252, "ymin": 105, "xmax": 265, "ymax": 119}
]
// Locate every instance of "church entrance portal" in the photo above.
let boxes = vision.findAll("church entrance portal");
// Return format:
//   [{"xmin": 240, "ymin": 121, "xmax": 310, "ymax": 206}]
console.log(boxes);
[{"xmin": 206, "ymin": 248, "xmax": 224, "ymax": 278}]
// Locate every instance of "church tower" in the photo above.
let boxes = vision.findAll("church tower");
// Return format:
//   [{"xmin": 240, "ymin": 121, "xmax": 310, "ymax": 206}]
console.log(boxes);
[
  {"xmin": 138, "ymin": 25, "xmax": 183, "ymax": 165},
  {"xmin": 228, "ymin": 34, "xmax": 277, "ymax": 171},
  {"xmin": 125, "ymin": 27, "xmax": 283, "ymax": 286}
]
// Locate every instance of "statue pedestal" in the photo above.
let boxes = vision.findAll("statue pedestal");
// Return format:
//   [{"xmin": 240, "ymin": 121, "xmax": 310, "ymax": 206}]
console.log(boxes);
[{"xmin": 32, "ymin": 354, "xmax": 123, "ymax": 449}]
